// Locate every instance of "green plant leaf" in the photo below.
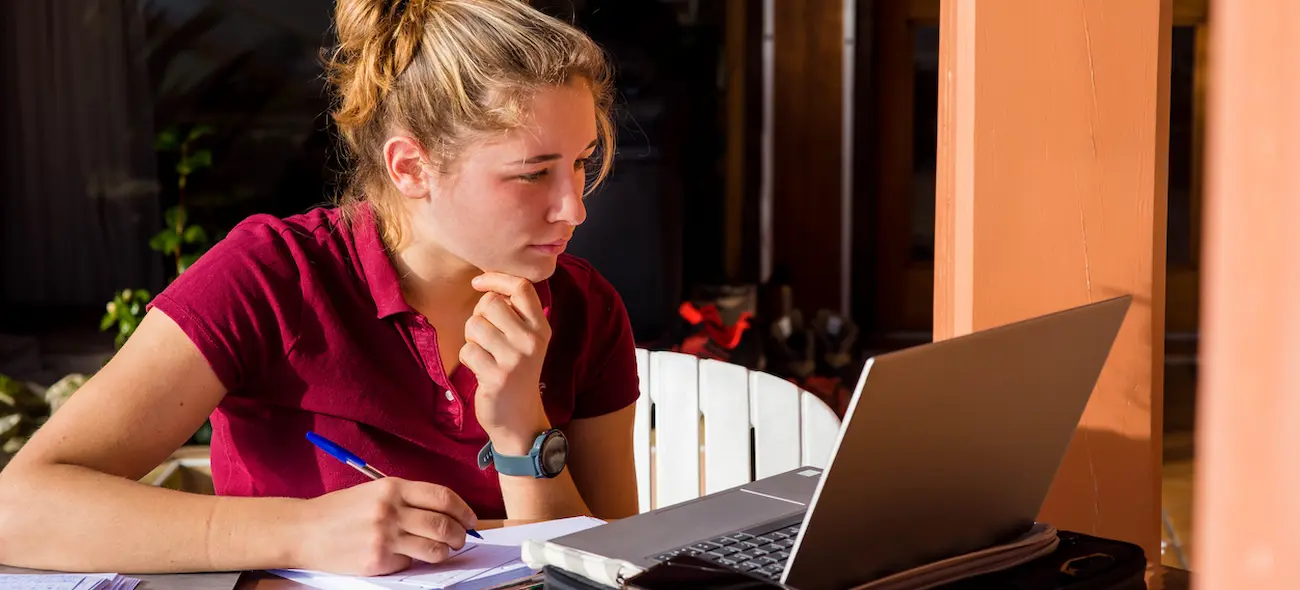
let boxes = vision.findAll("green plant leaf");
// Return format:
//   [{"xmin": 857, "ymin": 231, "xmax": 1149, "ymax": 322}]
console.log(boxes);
[
  {"xmin": 186, "ymin": 125, "xmax": 214, "ymax": 143},
  {"xmin": 150, "ymin": 231, "xmax": 181, "ymax": 256},
  {"xmin": 99, "ymin": 312, "xmax": 115, "ymax": 331},
  {"xmin": 163, "ymin": 206, "xmax": 186, "ymax": 229},
  {"xmin": 192, "ymin": 419, "xmax": 213, "ymax": 444},
  {"xmin": 135, "ymin": 289, "xmax": 151, "ymax": 302},
  {"xmin": 178, "ymin": 253, "xmax": 200, "ymax": 274},
  {"xmin": 176, "ymin": 160, "xmax": 191, "ymax": 176},
  {"xmin": 154, "ymin": 128, "xmax": 179, "ymax": 151},
  {"xmin": 187, "ymin": 149, "xmax": 213, "ymax": 170},
  {"xmin": 182, "ymin": 225, "xmax": 208, "ymax": 245},
  {"xmin": 148, "ymin": 230, "xmax": 171, "ymax": 252}
]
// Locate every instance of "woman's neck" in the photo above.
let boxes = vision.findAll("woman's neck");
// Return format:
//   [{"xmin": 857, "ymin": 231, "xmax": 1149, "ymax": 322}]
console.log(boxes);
[{"xmin": 390, "ymin": 239, "xmax": 481, "ymax": 322}]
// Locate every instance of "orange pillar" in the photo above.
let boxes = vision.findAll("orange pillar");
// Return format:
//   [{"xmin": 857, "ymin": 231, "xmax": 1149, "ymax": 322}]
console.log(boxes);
[
  {"xmin": 934, "ymin": 0, "xmax": 1171, "ymax": 561},
  {"xmin": 1195, "ymin": 0, "xmax": 1300, "ymax": 587}
]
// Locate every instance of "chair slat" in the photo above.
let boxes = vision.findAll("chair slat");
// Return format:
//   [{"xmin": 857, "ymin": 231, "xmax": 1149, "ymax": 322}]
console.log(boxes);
[
  {"xmin": 650, "ymin": 351, "xmax": 701, "ymax": 508},
  {"xmin": 749, "ymin": 372, "xmax": 802, "ymax": 479},
  {"xmin": 800, "ymin": 391, "xmax": 841, "ymax": 469},
  {"xmin": 699, "ymin": 358, "xmax": 752, "ymax": 494},
  {"xmin": 633, "ymin": 348, "xmax": 653, "ymax": 513}
]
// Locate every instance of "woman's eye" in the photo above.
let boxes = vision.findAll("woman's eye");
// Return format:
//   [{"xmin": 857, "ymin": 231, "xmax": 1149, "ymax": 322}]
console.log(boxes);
[{"xmin": 518, "ymin": 169, "xmax": 548, "ymax": 182}]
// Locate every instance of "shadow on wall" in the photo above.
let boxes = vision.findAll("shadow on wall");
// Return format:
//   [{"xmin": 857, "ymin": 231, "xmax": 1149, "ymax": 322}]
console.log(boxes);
[{"xmin": 1037, "ymin": 426, "xmax": 1164, "ymax": 567}]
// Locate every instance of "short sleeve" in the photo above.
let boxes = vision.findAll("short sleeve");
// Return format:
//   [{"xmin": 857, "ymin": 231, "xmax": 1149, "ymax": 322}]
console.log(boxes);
[
  {"xmin": 572, "ymin": 273, "xmax": 641, "ymax": 419},
  {"xmin": 146, "ymin": 216, "xmax": 303, "ymax": 393}
]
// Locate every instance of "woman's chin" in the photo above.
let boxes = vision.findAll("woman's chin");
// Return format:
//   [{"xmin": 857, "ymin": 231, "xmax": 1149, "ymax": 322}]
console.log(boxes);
[{"xmin": 484, "ymin": 253, "xmax": 558, "ymax": 283}]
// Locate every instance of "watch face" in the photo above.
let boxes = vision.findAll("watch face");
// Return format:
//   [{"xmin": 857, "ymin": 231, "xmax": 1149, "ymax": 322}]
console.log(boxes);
[{"xmin": 540, "ymin": 431, "xmax": 569, "ymax": 477}]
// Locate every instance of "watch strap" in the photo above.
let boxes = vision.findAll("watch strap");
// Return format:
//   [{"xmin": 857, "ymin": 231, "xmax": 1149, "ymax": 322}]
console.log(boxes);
[{"xmin": 477, "ymin": 437, "xmax": 543, "ymax": 477}]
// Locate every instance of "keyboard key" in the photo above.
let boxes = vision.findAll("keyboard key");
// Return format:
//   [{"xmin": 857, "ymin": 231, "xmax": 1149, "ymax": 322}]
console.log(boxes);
[
  {"xmin": 692, "ymin": 542, "xmax": 722, "ymax": 552},
  {"xmin": 715, "ymin": 546, "xmax": 741, "ymax": 556},
  {"xmin": 778, "ymin": 538, "xmax": 795, "ymax": 549},
  {"xmin": 758, "ymin": 556, "xmax": 781, "ymax": 565},
  {"xmin": 749, "ymin": 548, "xmax": 770, "ymax": 557},
  {"xmin": 712, "ymin": 536, "xmax": 737, "ymax": 547},
  {"xmin": 738, "ymin": 561, "xmax": 762, "ymax": 572},
  {"xmin": 718, "ymin": 558, "xmax": 739, "ymax": 566},
  {"xmin": 760, "ymin": 543, "xmax": 783, "ymax": 553},
  {"xmin": 761, "ymin": 564, "xmax": 785, "ymax": 576},
  {"xmin": 772, "ymin": 532, "xmax": 790, "ymax": 539},
  {"xmin": 756, "ymin": 536, "xmax": 777, "ymax": 544},
  {"xmin": 729, "ymin": 533, "xmax": 755, "ymax": 541},
  {"xmin": 741, "ymin": 540, "xmax": 763, "ymax": 549},
  {"xmin": 776, "ymin": 551, "xmax": 791, "ymax": 560}
]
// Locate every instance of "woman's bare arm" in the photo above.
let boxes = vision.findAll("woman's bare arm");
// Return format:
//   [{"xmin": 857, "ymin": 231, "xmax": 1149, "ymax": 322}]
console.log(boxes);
[
  {"xmin": 492, "ymin": 402, "xmax": 638, "ymax": 522},
  {"xmin": 0, "ymin": 309, "xmax": 304, "ymax": 573},
  {"xmin": 562, "ymin": 403, "xmax": 639, "ymax": 520}
]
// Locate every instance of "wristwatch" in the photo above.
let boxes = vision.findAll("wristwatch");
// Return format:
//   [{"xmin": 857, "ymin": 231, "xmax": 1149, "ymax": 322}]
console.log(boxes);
[{"xmin": 477, "ymin": 428, "xmax": 569, "ymax": 478}]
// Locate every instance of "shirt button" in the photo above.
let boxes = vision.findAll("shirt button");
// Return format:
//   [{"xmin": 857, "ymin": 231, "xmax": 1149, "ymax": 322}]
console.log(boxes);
[{"xmin": 444, "ymin": 390, "xmax": 455, "ymax": 401}]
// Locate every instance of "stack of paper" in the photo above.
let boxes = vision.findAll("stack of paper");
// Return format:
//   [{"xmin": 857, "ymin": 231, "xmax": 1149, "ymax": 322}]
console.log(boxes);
[
  {"xmin": 0, "ymin": 573, "xmax": 142, "ymax": 590},
  {"xmin": 270, "ymin": 515, "xmax": 605, "ymax": 590}
]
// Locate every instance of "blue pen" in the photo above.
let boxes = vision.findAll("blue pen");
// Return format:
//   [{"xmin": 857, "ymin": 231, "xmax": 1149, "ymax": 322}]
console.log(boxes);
[{"xmin": 307, "ymin": 431, "xmax": 483, "ymax": 539}]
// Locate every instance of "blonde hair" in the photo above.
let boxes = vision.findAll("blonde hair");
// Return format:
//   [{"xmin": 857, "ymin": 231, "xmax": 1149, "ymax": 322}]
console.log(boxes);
[{"xmin": 324, "ymin": 0, "xmax": 616, "ymax": 248}]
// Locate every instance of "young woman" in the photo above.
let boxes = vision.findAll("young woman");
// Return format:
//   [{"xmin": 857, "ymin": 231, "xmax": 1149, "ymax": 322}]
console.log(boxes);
[{"xmin": 0, "ymin": 0, "xmax": 639, "ymax": 576}]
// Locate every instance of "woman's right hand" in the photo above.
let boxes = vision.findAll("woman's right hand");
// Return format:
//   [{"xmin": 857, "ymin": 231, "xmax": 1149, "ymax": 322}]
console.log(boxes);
[{"xmin": 292, "ymin": 477, "xmax": 480, "ymax": 576}]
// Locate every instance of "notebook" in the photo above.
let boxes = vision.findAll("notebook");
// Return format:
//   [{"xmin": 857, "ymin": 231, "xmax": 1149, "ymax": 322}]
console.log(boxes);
[
  {"xmin": 0, "ymin": 573, "xmax": 141, "ymax": 590},
  {"xmin": 270, "ymin": 515, "xmax": 605, "ymax": 590}
]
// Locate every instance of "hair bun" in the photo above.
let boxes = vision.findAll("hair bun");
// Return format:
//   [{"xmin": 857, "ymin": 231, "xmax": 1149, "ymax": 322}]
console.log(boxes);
[{"xmin": 325, "ymin": 0, "xmax": 425, "ymax": 137}]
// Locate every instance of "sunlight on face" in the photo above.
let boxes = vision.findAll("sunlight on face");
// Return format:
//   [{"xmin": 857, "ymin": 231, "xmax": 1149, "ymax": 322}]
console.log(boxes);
[{"xmin": 411, "ymin": 80, "xmax": 600, "ymax": 282}]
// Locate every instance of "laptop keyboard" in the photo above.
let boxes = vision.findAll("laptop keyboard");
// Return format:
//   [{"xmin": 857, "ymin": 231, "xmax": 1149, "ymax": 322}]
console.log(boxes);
[{"xmin": 652, "ymin": 517, "xmax": 802, "ymax": 580}]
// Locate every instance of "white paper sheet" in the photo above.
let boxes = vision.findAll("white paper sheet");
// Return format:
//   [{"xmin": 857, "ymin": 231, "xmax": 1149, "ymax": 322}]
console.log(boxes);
[
  {"xmin": 0, "ymin": 573, "xmax": 141, "ymax": 590},
  {"xmin": 269, "ymin": 516, "xmax": 605, "ymax": 590}
]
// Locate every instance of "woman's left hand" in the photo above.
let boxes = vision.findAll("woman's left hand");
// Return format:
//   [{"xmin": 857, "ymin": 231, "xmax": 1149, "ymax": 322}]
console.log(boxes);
[{"xmin": 461, "ymin": 272, "xmax": 553, "ymax": 454}]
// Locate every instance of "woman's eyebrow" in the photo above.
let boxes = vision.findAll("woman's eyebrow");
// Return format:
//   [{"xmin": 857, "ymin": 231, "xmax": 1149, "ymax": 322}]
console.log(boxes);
[{"xmin": 514, "ymin": 138, "xmax": 599, "ymax": 165}]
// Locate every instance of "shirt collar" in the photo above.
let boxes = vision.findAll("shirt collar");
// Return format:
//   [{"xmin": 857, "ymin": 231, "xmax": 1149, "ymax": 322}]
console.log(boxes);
[{"xmin": 351, "ymin": 203, "xmax": 553, "ymax": 320}]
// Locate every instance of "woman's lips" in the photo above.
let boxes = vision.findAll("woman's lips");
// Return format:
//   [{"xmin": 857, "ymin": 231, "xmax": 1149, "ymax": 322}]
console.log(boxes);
[{"xmin": 530, "ymin": 240, "xmax": 568, "ymax": 255}]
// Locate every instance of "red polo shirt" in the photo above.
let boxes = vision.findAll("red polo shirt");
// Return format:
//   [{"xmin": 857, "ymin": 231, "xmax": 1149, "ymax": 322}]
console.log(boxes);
[{"xmin": 147, "ymin": 204, "xmax": 640, "ymax": 518}]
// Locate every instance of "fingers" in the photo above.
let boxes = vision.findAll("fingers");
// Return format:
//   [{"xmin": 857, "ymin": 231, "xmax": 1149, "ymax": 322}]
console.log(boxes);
[
  {"xmin": 475, "ymin": 293, "xmax": 535, "ymax": 350},
  {"xmin": 459, "ymin": 340, "xmax": 496, "ymax": 373},
  {"xmin": 464, "ymin": 312, "xmax": 512, "ymax": 360},
  {"xmin": 471, "ymin": 273, "xmax": 545, "ymax": 328},
  {"xmin": 398, "ymin": 480, "xmax": 479, "ymax": 532},
  {"xmin": 394, "ymin": 532, "xmax": 452, "ymax": 564},
  {"xmin": 399, "ymin": 507, "xmax": 468, "ymax": 551}
]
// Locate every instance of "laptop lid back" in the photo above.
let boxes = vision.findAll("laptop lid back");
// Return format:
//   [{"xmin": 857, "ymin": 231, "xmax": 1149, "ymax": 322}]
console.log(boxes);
[{"xmin": 783, "ymin": 296, "xmax": 1131, "ymax": 590}]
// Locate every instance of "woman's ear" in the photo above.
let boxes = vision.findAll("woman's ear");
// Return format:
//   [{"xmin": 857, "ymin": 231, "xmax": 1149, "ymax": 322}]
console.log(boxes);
[{"xmin": 383, "ymin": 136, "xmax": 431, "ymax": 199}]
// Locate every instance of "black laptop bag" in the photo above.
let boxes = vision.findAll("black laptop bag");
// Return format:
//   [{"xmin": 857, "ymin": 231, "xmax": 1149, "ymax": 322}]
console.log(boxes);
[{"xmin": 541, "ymin": 530, "xmax": 1147, "ymax": 590}]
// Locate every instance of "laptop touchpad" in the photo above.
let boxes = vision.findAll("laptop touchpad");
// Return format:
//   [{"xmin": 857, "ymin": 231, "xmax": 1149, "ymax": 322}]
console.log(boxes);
[{"xmin": 560, "ymin": 489, "xmax": 807, "ymax": 565}]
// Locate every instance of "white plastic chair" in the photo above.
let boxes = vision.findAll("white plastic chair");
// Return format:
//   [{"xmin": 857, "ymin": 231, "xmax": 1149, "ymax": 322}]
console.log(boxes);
[{"xmin": 633, "ymin": 349, "xmax": 843, "ymax": 513}]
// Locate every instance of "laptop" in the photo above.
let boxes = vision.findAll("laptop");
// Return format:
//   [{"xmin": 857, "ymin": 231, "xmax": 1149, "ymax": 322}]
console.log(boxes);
[{"xmin": 548, "ymin": 295, "xmax": 1132, "ymax": 590}]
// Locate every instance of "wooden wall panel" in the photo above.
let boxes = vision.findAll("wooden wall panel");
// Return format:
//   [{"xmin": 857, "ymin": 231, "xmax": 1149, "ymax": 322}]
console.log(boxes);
[
  {"xmin": 1195, "ymin": 0, "xmax": 1300, "ymax": 586},
  {"xmin": 934, "ymin": 0, "xmax": 1172, "ymax": 561},
  {"xmin": 771, "ymin": 0, "xmax": 844, "ymax": 312}
]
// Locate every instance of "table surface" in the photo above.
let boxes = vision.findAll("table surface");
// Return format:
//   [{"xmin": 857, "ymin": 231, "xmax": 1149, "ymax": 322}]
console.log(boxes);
[
  {"xmin": 0, "ymin": 563, "xmax": 1192, "ymax": 590},
  {"xmin": 0, "ymin": 516, "xmax": 1195, "ymax": 590},
  {"xmin": 232, "ymin": 566, "xmax": 1192, "ymax": 589},
  {"xmin": 0, "ymin": 564, "xmax": 1191, "ymax": 589}
]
